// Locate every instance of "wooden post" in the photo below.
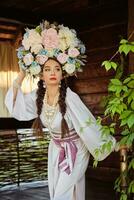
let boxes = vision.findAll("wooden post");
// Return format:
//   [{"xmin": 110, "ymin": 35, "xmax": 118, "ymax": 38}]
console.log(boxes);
[{"xmin": 120, "ymin": 146, "xmax": 128, "ymax": 190}]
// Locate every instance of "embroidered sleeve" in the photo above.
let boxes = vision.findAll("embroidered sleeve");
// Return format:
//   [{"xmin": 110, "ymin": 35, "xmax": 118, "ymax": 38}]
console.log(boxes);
[{"xmin": 66, "ymin": 87, "xmax": 116, "ymax": 161}]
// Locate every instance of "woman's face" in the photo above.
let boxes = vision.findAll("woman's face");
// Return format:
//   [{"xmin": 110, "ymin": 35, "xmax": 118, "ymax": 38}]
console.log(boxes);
[{"xmin": 42, "ymin": 59, "xmax": 62, "ymax": 86}]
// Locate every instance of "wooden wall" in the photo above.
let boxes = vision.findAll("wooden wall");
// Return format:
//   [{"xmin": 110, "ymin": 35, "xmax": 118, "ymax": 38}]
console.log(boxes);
[
  {"xmin": 67, "ymin": 0, "xmax": 128, "ymax": 180},
  {"xmin": 69, "ymin": 0, "xmax": 128, "ymax": 117}
]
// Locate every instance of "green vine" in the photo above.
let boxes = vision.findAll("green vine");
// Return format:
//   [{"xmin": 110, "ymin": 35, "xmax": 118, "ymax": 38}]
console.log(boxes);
[{"xmin": 96, "ymin": 38, "xmax": 134, "ymax": 199}]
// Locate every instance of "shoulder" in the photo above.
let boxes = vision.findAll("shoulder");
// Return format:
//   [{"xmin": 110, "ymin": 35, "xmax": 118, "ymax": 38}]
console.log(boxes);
[
  {"xmin": 66, "ymin": 87, "xmax": 81, "ymax": 103},
  {"xmin": 66, "ymin": 87, "xmax": 79, "ymax": 97}
]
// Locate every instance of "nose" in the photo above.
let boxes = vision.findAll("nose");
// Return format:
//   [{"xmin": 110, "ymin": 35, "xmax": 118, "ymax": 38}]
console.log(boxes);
[{"xmin": 50, "ymin": 68, "xmax": 56, "ymax": 75}]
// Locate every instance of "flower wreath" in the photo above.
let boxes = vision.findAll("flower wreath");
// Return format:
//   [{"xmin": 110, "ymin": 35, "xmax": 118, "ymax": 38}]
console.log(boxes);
[{"xmin": 17, "ymin": 20, "xmax": 87, "ymax": 78}]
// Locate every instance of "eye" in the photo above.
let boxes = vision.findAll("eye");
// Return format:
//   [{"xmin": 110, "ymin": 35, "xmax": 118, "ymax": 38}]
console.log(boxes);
[
  {"xmin": 44, "ymin": 68, "xmax": 50, "ymax": 71},
  {"xmin": 56, "ymin": 67, "xmax": 61, "ymax": 71}
]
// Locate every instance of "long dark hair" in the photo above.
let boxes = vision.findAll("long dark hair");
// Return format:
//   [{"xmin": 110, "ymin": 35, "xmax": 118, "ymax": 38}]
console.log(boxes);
[{"xmin": 32, "ymin": 61, "xmax": 69, "ymax": 138}]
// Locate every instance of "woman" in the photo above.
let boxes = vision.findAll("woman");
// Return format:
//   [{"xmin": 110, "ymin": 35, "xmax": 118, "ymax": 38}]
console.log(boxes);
[{"xmin": 5, "ymin": 20, "xmax": 116, "ymax": 200}]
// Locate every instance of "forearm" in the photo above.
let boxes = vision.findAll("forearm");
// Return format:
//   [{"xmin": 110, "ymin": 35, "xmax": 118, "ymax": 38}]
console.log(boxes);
[{"xmin": 13, "ymin": 70, "xmax": 26, "ymax": 104}]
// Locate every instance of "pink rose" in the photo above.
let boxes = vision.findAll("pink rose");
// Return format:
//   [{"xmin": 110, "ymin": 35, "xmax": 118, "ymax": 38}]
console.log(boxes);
[
  {"xmin": 68, "ymin": 48, "xmax": 80, "ymax": 58},
  {"xmin": 36, "ymin": 55, "xmax": 48, "ymax": 65},
  {"xmin": 42, "ymin": 28, "xmax": 59, "ymax": 49},
  {"xmin": 57, "ymin": 53, "xmax": 68, "ymax": 64}
]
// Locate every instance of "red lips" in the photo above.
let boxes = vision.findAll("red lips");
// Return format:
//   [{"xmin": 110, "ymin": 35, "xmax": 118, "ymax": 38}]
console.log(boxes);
[{"xmin": 50, "ymin": 77, "xmax": 57, "ymax": 80}]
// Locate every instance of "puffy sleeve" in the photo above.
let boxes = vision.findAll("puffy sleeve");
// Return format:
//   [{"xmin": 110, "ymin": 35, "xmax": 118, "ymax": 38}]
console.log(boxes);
[
  {"xmin": 5, "ymin": 87, "xmax": 38, "ymax": 121},
  {"xmin": 66, "ymin": 87, "xmax": 116, "ymax": 161}
]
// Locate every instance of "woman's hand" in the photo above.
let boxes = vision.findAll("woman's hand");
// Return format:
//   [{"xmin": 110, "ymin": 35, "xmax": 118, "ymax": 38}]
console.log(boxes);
[{"xmin": 18, "ymin": 68, "xmax": 26, "ymax": 80}]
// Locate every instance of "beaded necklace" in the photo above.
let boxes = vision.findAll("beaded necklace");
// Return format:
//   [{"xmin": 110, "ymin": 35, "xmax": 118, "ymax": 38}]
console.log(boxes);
[{"xmin": 43, "ymin": 90, "xmax": 59, "ymax": 133}]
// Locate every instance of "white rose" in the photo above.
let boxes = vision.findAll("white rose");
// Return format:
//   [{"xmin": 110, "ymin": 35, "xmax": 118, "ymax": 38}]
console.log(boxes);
[
  {"xmin": 59, "ymin": 41, "xmax": 68, "ymax": 52},
  {"xmin": 29, "ymin": 65, "xmax": 41, "ymax": 75},
  {"xmin": 28, "ymin": 29, "xmax": 42, "ymax": 45},
  {"xmin": 31, "ymin": 44, "xmax": 43, "ymax": 54},
  {"xmin": 23, "ymin": 53, "xmax": 34, "ymax": 66},
  {"xmin": 22, "ymin": 37, "xmax": 31, "ymax": 50},
  {"xmin": 58, "ymin": 26, "xmax": 78, "ymax": 51},
  {"xmin": 22, "ymin": 29, "xmax": 42, "ymax": 50},
  {"xmin": 64, "ymin": 63, "xmax": 76, "ymax": 74}
]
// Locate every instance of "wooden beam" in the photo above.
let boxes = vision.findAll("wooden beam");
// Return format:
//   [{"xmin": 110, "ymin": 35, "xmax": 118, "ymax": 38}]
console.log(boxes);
[{"xmin": 0, "ymin": 33, "xmax": 15, "ymax": 39}]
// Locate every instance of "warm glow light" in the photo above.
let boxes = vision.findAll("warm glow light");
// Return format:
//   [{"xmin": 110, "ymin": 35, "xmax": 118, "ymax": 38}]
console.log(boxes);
[{"xmin": 0, "ymin": 71, "xmax": 39, "ymax": 117}]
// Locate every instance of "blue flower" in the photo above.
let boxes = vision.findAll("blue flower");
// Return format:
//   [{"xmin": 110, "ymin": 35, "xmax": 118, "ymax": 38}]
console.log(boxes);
[
  {"xmin": 67, "ymin": 57, "xmax": 75, "ymax": 64},
  {"xmin": 53, "ymin": 48, "xmax": 60, "ymax": 57},
  {"xmin": 17, "ymin": 51, "xmax": 23, "ymax": 59},
  {"xmin": 79, "ymin": 44, "xmax": 86, "ymax": 54},
  {"xmin": 39, "ymin": 49, "xmax": 47, "ymax": 55},
  {"xmin": 17, "ymin": 46, "xmax": 25, "ymax": 59},
  {"xmin": 31, "ymin": 61, "xmax": 38, "ymax": 67}
]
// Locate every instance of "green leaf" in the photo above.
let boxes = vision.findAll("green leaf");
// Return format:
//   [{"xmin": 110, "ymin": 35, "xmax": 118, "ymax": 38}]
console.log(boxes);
[
  {"xmin": 111, "ymin": 62, "xmax": 117, "ymax": 70},
  {"xmin": 121, "ymin": 129, "xmax": 129, "ymax": 136},
  {"xmin": 120, "ymin": 193, "xmax": 127, "ymax": 200},
  {"xmin": 123, "ymin": 77, "xmax": 131, "ymax": 84},
  {"xmin": 102, "ymin": 61, "xmax": 112, "ymax": 71},
  {"xmin": 128, "ymin": 158, "xmax": 134, "ymax": 170},
  {"xmin": 126, "ymin": 133, "xmax": 134, "ymax": 146},
  {"xmin": 93, "ymin": 160, "xmax": 98, "ymax": 168},
  {"xmin": 35, "ymin": 26, "xmax": 42, "ymax": 34},
  {"xmin": 94, "ymin": 149, "xmax": 100, "ymax": 159},
  {"xmin": 127, "ymin": 80, "xmax": 134, "ymax": 88},
  {"xmin": 120, "ymin": 110, "xmax": 132, "ymax": 119},
  {"xmin": 127, "ymin": 113, "xmax": 134, "ymax": 128},
  {"xmin": 111, "ymin": 79, "xmax": 122, "ymax": 85},
  {"xmin": 122, "ymin": 85, "xmax": 128, "ymax": 92},
  {"xmin": 119, "ymin": 44, "xmax": 131, "ymax": 55},
  {"xmin": 128, "ymin": 90, "xmax": 134, "ymax": 104},
  {"xmin": 131, "ymin": 101, "xmax": 134, "ymax": 110},
  {"xmin": 108, "ymin": 84, "xmax": 117, "ymax": 92},
  {"xmin": 130, "ymin": 44, "xmax": 134, "ymax": 52},
  {"xmin": 110, "ymin": 127, "xmax": 115, "ymax": 134},
  {"xmin": 119, "ymin": 136, "xmax": 128, "ymax": 145},
  {"xmin": 128, "ymin": 180, "xmax": 134, "ymax": 193},
  {"xmin": 120, "ymin": 39, "xmax": 128, "ymax": 44},
  {"xmin": 120, "ymin": 119, "xmax": 127, "ymax": 126},
  {"xmin": 130, "ymin": 74, "xmax": 134, "ymax": 79}
]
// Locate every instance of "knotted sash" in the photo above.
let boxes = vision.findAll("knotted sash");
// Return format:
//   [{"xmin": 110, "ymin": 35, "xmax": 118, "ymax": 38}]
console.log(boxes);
[{"xmin": 52, "ymin": 129, "xmax": 79, "ymax": 175}]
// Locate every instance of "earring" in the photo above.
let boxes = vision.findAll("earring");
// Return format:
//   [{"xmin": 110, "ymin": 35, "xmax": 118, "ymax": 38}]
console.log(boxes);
[
  {"xmin": 59, "ymin": 81, "xmax": 61, "ymax": 88},
  {"xmin": 43, "ymin": 81, "xmax": 46, "ymax": 88}
]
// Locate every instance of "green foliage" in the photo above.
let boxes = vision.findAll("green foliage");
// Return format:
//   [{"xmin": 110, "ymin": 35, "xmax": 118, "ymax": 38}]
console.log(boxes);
[
  {"xmin": 119, "ymin": 39, "xmax": 134, "ymax": 55},
  {"xmin": 101, "ymin": 38, "xmax": 134, "ymax": 200},
  {"xmin": 102, "ymin": 61, "xmax": 118, "ymax": 71},
  {"xmin": 35, "ymin": 25, "xmax": 42, "ymax": 34}
]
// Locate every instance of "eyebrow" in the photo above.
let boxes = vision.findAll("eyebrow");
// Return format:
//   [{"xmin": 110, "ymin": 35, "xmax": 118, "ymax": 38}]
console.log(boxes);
[{"xmin": 44, "ymin": 65, "xmax": 60, "ymax": 68}]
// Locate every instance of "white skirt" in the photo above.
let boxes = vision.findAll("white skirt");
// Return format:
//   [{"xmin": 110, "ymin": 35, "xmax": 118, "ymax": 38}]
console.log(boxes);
[{"xmin": 48, "ymin": 136, "xmax": 90, "ymax": 200}]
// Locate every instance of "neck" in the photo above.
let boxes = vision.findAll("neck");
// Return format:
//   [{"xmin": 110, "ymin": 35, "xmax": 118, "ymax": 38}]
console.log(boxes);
[
  {"xmin": 46, "ymin": 85, "xmax": 60, "ymax": 106},
  {"xmin": 47, "ymin": 85, "xmax": 59, "ymax": 98}
]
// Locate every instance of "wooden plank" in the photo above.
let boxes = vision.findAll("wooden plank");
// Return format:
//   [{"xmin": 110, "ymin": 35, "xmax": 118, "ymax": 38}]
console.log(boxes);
[
  {"xmin": 80, "ymin": 93, "xmax": 107, "ymax": 105},
  {"xmin": 72, "ymin": 77, "xmax": 111, "ymax": 94},
  {"xmin": 77, "ymin": 64, "xmax": 115, "ymax": 79},
  {"xmin": 0, "ymin": 33, "xmax": 15, "ymax": 39},
  {"xmin": 86, "ymin": 166, "xmax": 119, "ymax": 182},
  {"xmin": 128, "ymin": 0, "xmax": 134, "ymax": 73},
  {"xmin": 79, "ymin": 23, "xmax": 127, "ymax": 50},
  {"xmin": 86, "ymin": 46, "xmax": 118, "ymax": 63}
]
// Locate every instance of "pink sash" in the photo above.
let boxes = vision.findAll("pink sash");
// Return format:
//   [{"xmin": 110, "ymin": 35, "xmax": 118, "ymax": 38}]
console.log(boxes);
[{"xmin": 52, "ymin": 129, "xmax": 79, "ymax": 175}]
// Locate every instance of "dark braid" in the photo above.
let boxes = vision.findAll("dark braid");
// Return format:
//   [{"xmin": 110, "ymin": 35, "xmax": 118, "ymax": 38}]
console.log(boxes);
[
  {"xmin": 32, "ymin": 79, "xmax": 45, "ymax": 137},
  {"xmin": 58, "ymin": 78, "xmax": 69, "ymax": 138}
]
